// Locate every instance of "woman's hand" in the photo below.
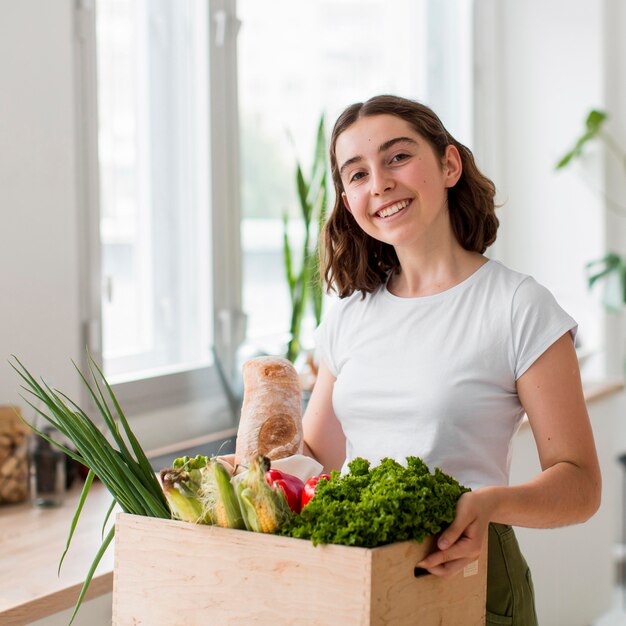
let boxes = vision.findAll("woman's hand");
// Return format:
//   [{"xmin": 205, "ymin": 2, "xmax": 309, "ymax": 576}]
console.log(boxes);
[{"xmin": 417, "ymin": 490, "xmax": 494, "ymax": 577}]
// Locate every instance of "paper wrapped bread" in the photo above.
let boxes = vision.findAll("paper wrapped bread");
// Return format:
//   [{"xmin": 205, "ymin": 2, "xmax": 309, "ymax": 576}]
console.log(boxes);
[{"xmin": 235, "ymin": 356, "xmax": 303, "ymax": 466}]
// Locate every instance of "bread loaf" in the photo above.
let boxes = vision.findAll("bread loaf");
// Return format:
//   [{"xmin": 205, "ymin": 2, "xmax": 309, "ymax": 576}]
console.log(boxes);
[{"xmin": 235, "ymin": 356, "xmax": 302, "ymax": 466}]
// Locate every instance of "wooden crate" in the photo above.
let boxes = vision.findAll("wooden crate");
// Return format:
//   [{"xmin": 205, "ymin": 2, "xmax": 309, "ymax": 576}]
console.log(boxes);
[{"xmin": 112, "ymin": 513, "xmax": 487, "ymax": 626}]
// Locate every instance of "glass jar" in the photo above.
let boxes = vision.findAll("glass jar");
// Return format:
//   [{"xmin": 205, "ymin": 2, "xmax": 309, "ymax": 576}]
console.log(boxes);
[{"xmin": 30, "ymin": 427, "xmax": 66, "ymax": 508}]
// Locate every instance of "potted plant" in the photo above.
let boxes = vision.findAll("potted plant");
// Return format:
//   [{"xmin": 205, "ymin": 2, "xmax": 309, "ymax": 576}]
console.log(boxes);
[{"xmin": 282, "ymin": 115, "xmax": 328, "ymax": 378}]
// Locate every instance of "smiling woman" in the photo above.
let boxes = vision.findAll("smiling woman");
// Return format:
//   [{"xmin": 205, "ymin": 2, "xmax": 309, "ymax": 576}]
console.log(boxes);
[{"xmin": 302, "ymin": 95, "xmax": 601, "ymax": 626}]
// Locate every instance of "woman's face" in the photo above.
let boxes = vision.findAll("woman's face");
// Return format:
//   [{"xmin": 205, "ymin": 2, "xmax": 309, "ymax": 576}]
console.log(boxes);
[{"xmin": 334, "ymin": 114, "xmax": 461, "ymax": 250}]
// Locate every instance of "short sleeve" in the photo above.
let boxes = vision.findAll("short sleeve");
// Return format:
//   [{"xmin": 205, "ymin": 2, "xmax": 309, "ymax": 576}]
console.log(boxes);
[{"xmin": 511, "ymin": 277, "xmax": 578, "ymax": 380}]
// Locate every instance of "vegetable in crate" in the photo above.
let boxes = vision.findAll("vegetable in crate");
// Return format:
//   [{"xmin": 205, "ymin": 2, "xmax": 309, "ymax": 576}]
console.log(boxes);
[
  {"xmin": 280, "ymin": 456, "xmax": 470, "ymax": 548},
  {"xmin": 160, "ymin": 455, "xmax": 211, "ymax": 524},
  {"xmin": 237, "ymin": 455, "xmax": 292, "ymax": 533},
  {"xmin": 160, "ymin": 455, "xmax": 244, "ymax": 529},
  {"xmin": 301, "ymin": 473, "xmax": 330, "ymax": 509},
  {"xmin": 265, "ymin": 467, "xmax": 305, "ymax": 513}
]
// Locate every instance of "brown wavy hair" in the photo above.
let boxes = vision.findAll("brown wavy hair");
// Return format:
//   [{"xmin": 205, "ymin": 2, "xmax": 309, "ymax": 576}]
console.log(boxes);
[{"xmin": 321, "ymin": 95, "xmax": 498, "ymax": 298}]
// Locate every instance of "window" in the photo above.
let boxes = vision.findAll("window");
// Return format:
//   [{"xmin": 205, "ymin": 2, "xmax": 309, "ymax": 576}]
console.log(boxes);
[
  {"xmin": 96, "ymin": 0, "xmax": 212, "ymax": 381},
  {"xmin": 78, "ymin": 0, "xmax": 241, "ymax": 415},
  {"xmin": 237, "ymin": 0, "xmax": 474, "ymax": 354}
]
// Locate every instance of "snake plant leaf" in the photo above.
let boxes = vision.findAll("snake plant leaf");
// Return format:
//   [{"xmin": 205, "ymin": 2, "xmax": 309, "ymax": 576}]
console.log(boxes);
[
  {"xmin": 309, "ymin": 116, "xmax": 327, "ymax": 198},
  {"xmin": 282, "ymin": 212, "xmax": 296, "ymax": 296},
  {"xmin": 283, "ymin": 113, "xmax": 328, "ymax": 361},
  {"xmin": 296, "ymin": 163, "xmax": 312, "ymax": 223}
]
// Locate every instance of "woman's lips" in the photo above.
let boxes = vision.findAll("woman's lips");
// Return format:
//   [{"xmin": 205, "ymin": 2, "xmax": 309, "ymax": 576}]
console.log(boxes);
[{"xmin": 375, "ymin": 199, "xmax": 412, "ymax": 219}]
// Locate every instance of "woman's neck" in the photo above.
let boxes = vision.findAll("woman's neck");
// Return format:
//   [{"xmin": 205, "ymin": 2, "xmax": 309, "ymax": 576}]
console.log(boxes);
[{"xmin": 387, "ymin": 247, "xmax": 487, "ymax": 298}]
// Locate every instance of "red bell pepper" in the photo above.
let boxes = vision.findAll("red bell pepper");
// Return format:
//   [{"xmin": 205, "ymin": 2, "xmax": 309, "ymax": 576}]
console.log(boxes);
[
  {"xmin": 301, "ymin": 473, "xmax": 331, "ymax": 509},
  {"xmin": 265, "ymin": 469, "xmax": 305, "ymax": 514}
]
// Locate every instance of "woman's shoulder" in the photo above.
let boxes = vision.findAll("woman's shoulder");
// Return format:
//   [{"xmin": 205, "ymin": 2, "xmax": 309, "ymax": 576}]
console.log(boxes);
[
  {"xmin": 483, "ymin": 260, "xmax": 572, "ymax": 321},
  {"xmin": 484, "ymin": 259, "xmax": 532, "ymax": 288},
  {"xmin": 482, "ymin": 259, "xmax": 552, "ymax": 301},
  {"xmin": 318, "ymin": 286, "xmax": 384, "ymax": 328}
]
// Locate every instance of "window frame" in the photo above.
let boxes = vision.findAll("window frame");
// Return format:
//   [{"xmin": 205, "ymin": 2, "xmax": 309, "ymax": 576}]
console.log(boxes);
[{"xmin": 75, "ymin": 0, "xmax": 243, "ymax": 418}]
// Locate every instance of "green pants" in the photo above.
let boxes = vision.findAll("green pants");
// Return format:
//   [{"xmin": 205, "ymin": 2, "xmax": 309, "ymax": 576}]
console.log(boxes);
[
  {"xmin": 487, "ymin": 524, "xmax": 537, "ymax": 626},
  {"xmin": 487, "ymin": 523, "xmax": 538, "ymax": 625}
]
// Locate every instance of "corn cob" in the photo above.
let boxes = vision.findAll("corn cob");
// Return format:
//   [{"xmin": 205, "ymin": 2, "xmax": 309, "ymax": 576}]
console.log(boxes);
[
  {"xmin": 202, "ymin": 459, "xmax": 245, "ymax": 529},
  {"xmin": 160, "ymin": 455, "xmax": 213, "ymax": 524},
  {"xmin": 237, "ymin": 456, "xmax": 291, "ymax": 533}
]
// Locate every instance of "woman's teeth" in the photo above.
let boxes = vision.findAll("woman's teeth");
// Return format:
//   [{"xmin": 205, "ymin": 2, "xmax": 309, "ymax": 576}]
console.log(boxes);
[{"xmin": 377, "ymin": 199, "xmax": 410, "ymax": 218}]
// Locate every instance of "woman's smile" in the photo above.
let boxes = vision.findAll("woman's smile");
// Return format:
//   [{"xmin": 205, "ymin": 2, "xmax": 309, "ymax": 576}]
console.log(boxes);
[{"xmin": 374, "ymin": 198, "xmax": 412, "ymax": 219}]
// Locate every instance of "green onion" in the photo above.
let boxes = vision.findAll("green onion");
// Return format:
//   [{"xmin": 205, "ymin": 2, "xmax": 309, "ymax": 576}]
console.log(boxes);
[{"xmin": 10, "ymin": 354, "xmax": 170, "ymax": 624}]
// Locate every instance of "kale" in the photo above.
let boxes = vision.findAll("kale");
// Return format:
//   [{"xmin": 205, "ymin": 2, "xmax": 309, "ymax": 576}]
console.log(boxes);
[{"xmin": 279, "ymin": 456, "xmax": 470, "ymax": 548}]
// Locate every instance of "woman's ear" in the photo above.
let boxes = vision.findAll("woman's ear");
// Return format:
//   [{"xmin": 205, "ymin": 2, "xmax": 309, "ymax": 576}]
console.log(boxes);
[
  {"xmin": 443, "ymin": 144, "xmax": 462, "ymax": 188},
  {"xmin": 342, "ymin": 192, "xmax": 352, "ymax": 214}
]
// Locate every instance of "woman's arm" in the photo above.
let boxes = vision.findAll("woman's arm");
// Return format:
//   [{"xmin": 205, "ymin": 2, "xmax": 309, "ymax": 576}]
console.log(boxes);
[
  {"xmin": 302, "ymin": 361, "xmax": 346, "ymax": 473},
  {"xmin": 419, "ymin": 331, "xmax": 601, "ymax": 576}
]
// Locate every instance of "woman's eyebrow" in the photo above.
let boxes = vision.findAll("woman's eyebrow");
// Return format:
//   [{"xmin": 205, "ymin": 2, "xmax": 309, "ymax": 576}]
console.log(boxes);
[
  {"xmin": 379, "ymin": 136, "xmax": 418, "ymax": 153},
  {"xmin": 339, "ymin": 136, "xmax": 418, "ymax": 177}
]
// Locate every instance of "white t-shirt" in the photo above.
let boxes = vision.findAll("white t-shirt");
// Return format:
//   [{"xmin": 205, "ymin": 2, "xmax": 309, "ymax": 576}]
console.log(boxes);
[{"xmin": 315, "ymin": 259, "xmax": 577, "ymax": 490}]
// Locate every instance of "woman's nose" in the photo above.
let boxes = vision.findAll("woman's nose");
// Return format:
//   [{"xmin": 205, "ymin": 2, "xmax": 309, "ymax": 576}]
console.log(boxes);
[{"xmin": 370, "ymin": 168, "xmax": 394, "ymax": 195}]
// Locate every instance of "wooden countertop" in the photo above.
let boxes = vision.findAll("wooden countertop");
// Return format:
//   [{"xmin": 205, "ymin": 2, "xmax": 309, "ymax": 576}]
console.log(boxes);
[
  {"xmin": 0, "ymin": 381, "xmax": 622, "ymax": 625},
  {"xmin": 0, "ymin": 481, "xmax": 117, "ymax": 626}
]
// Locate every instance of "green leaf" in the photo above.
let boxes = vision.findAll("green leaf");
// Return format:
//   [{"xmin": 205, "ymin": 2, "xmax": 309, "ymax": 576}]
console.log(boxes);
[
  {"xmin": 88, "ymin": 356, "xmax": 165, "ymax": 501},
  {"xmin": 309, "ymin": 115, "xmax": 327, "ymax": 200},
  {"xmin": 59, "ymin": 470, "xmax": 95, "ymax": 576},
  {"xmin": 585, "ymin": 109, "xmax": 608, "ymax": 133},
  {"xmin": 68, "ymin": 525, "xmax": 115, "ymax": 625},
  {"xmin": 282, "ymin": 212, "xmax": 295, "ymax": 298},
  {"xmin": 584, "ymin": 252, "xmax": 626, "ymax": 312},
  {"xmin": 102, "ymin": 497, "xmax": 118, "ymax": 540},
  {"xmin": 283, "ymin": 112, "xmax": 328, "ymax": 361},
  {"xmin": 555, "ymin": 109, "xmax": 608, "ymax": 170},
  {"xmin": 296, "ymin": 163, "xmax": 311, "ymax": 223}
]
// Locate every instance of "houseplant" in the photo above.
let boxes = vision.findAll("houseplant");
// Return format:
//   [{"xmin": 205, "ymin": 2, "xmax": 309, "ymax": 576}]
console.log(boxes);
[
  {"xmin": 283, "ymin": 115, "xmax": 328, "ymax": 365},
  {"xmin": 556, "ymin": 109, "xmax": 626, "ymax": 312}
]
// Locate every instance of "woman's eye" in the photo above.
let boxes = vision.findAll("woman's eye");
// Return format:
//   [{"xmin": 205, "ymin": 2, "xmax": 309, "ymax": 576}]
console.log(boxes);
[
  {"xmin": 350, "ymin": 171, "xmax": 366, "ymax": 183},
  {"xmin": 390, "ymin": 153, "xmax": 410, "ymax": 163}
]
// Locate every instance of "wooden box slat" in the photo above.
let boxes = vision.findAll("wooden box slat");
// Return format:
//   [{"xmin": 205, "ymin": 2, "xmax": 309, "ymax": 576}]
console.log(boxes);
[{"xmin": 112, "ymin": 513, "xmax": 486, "ymax": 626}]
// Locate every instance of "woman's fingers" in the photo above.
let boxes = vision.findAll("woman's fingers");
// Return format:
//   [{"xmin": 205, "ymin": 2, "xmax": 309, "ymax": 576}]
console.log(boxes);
[
  {"xmin": 418, "ymin": 535, "xmax": 481, "ymax": 571},
  {"xmin": 420, "ymin": 555, "xmax": 478, "ymax": 578}
]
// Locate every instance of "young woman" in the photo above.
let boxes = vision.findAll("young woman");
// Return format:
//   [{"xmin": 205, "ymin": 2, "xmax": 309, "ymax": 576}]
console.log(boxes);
[{"xmin": 302, "ymin": 95, "xmax": 601, "ymax": 625}]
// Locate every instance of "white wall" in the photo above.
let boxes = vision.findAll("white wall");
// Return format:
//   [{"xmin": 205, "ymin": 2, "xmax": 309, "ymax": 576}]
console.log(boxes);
[
  {"xmin": 0, "ymin": 0, "xmax": 83, "ymax": 407},
  {"xmin": 475, "ymin": 0, "xmax": 607, "ymax": 377}
]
